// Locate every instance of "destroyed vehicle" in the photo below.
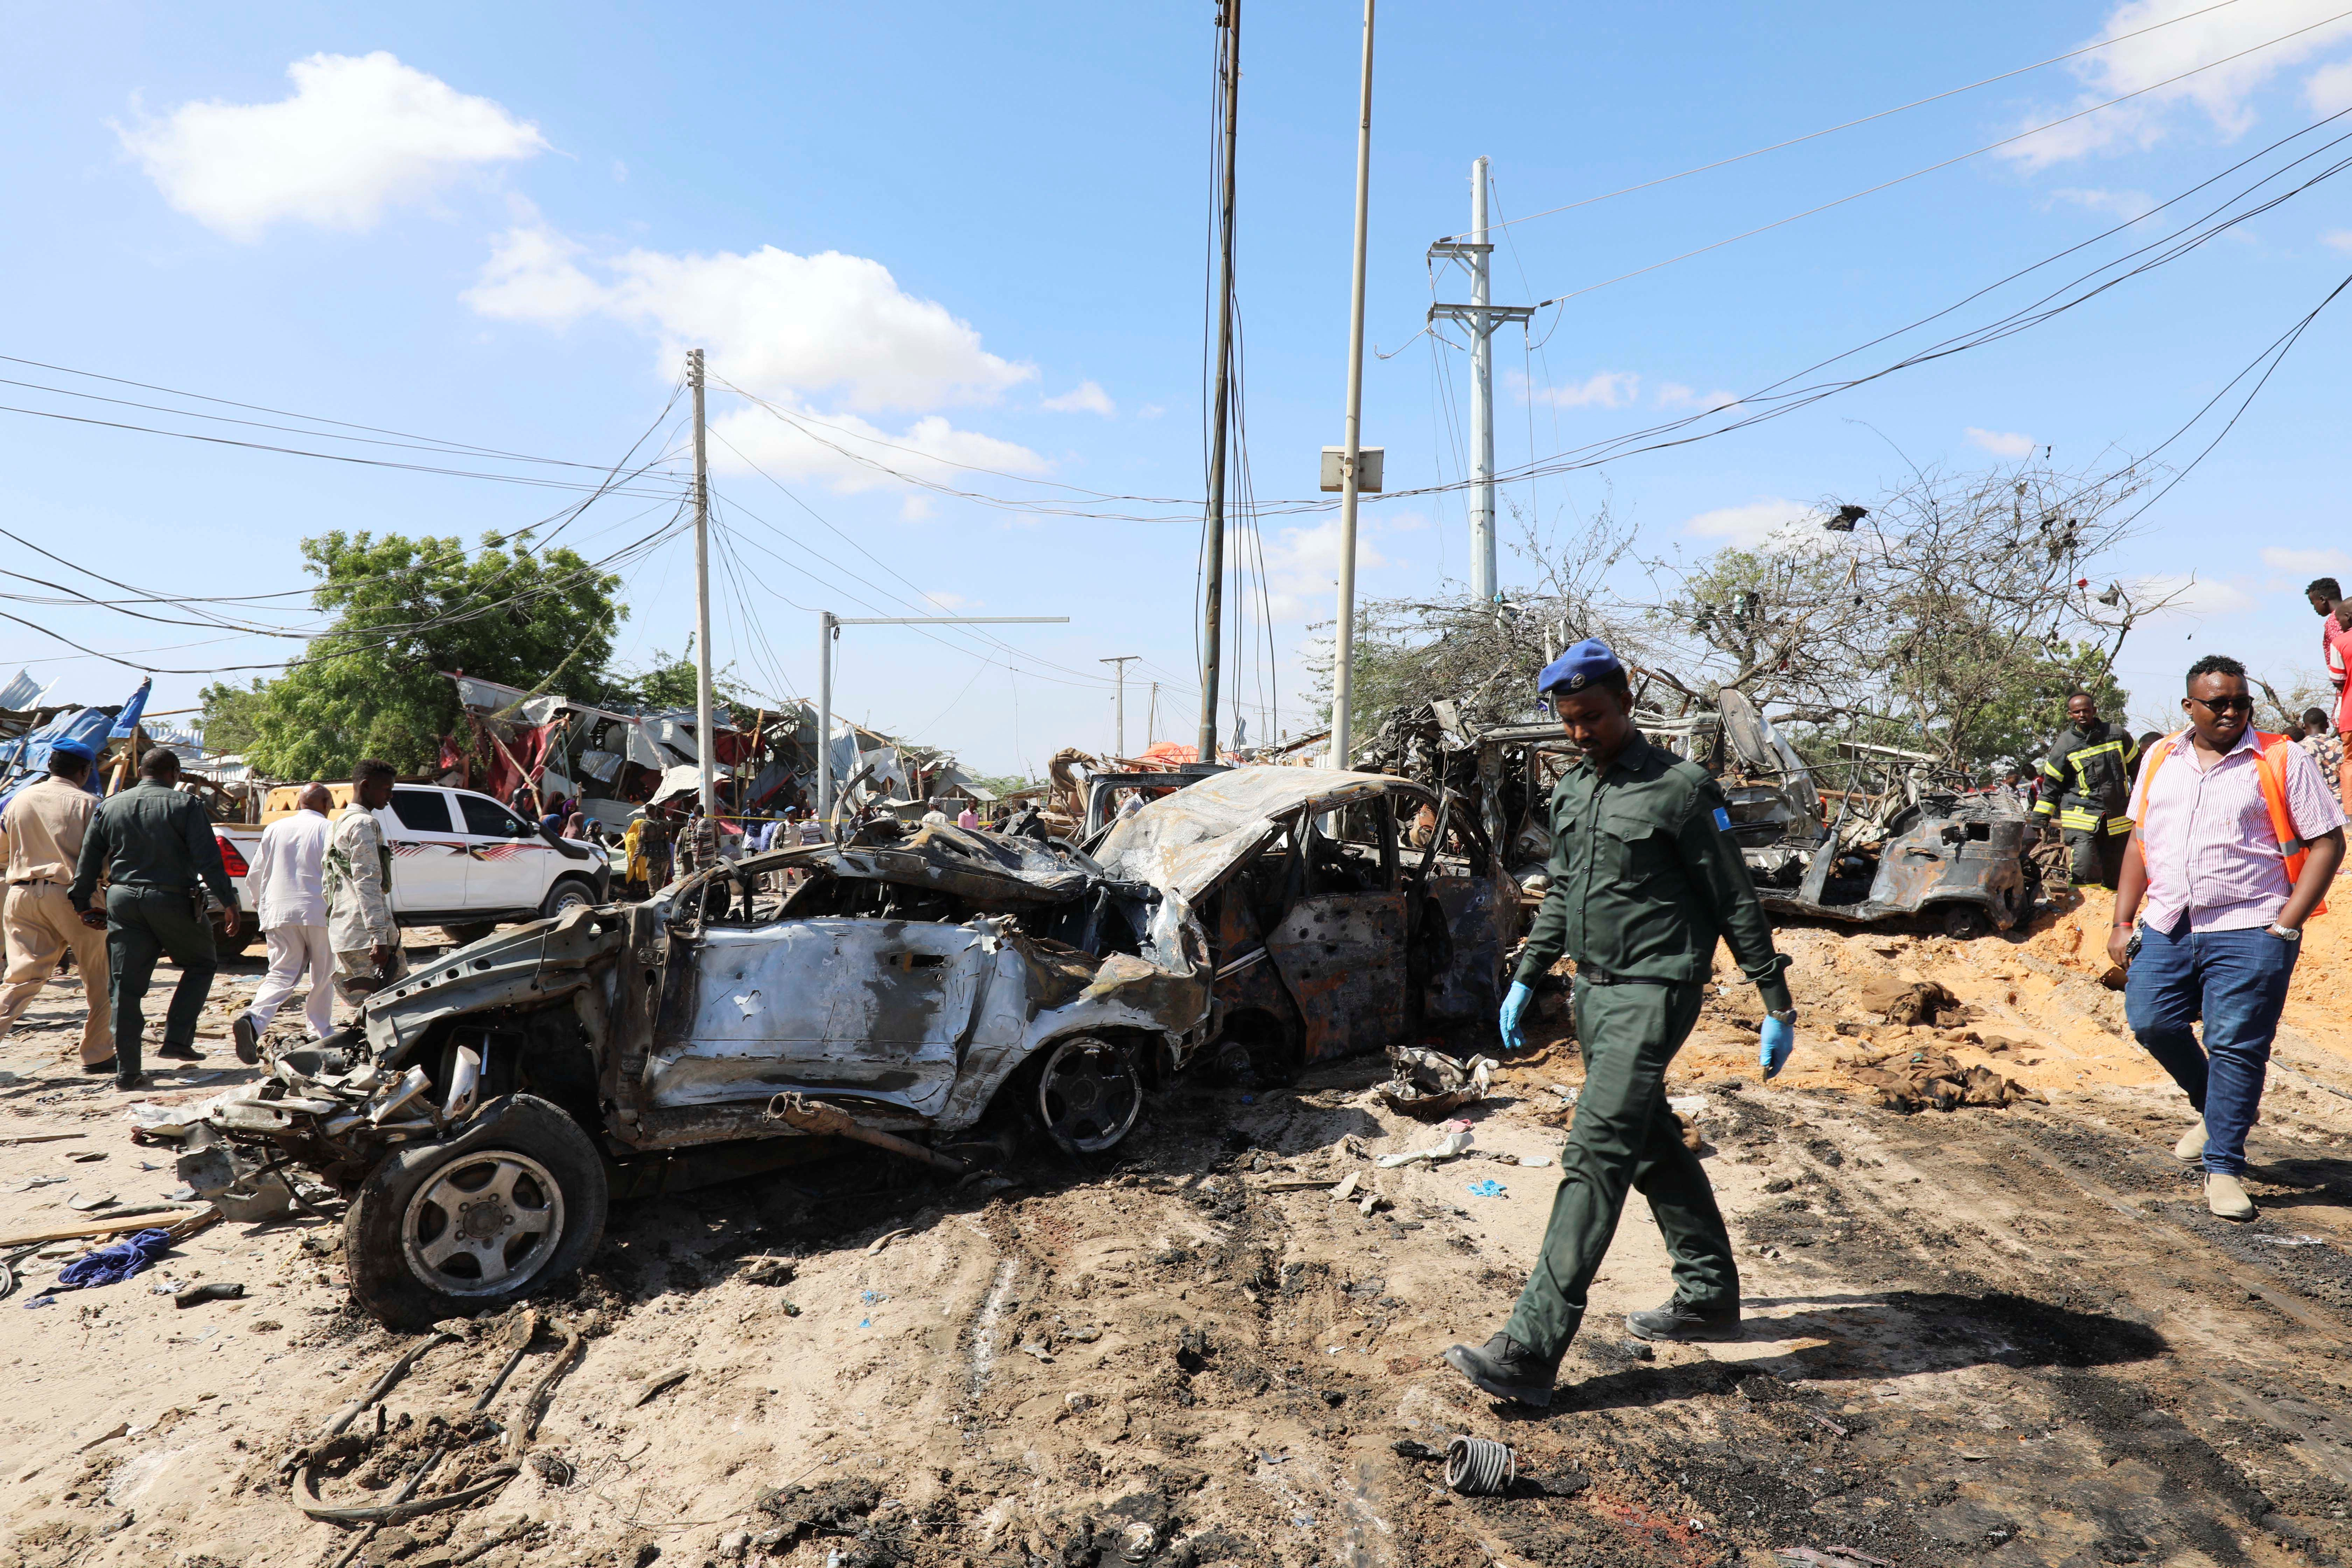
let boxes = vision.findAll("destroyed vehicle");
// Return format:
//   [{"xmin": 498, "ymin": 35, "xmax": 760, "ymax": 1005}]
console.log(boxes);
[
  {"xmin": 166, "ymin": 823, "xmax": 1210, "ymax": 1328},
  {"xmin": 1092, "ymin": 767, "xmax": 1520, "ymax": 1077}
]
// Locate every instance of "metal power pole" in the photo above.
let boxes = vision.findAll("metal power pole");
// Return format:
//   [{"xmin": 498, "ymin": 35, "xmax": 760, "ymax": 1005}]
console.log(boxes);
[
  {"xmin": 1428, "ymin": 163, "xmax": 1534, "ymax": 606},
  {"xmin": 1100, "ymin": 655, "xmax": 1140, "ymax": 757},
  {"xmin": 1468, "ymin": 158, "xmax": 1494, "ymax": 601},
  {"xmin": 689, "ymin": 348, "xmax": 716, "ymax": 814},
  {"xmin": 815, "ymin": 614, "xmax": 1069, "ymax": 834},
  {"xmin": 816, "ymin": 609, "xmax": 837, "ymax": 825},
  {"xmin": 1198, "ymin": 0, "xmax": 1241, "ymax": 766},
  {"xmin": 1326, "ymin": 0, "xmax": 1376, "ymax": 773}
]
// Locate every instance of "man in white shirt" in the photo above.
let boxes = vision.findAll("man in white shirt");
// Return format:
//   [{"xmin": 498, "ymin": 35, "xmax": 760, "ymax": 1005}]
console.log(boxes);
[
  {"xmin": 327, "ymin": 760, "xmax": 406, "ymax": 1004},
  {"xmin": 232, "ymin": 783, "xmax": 337, "ymax": 1061}
]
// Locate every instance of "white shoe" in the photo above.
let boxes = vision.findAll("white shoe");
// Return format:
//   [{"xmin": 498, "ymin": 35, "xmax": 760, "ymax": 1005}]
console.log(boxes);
[
  {"xmin": 2206, "ymin": 1172, "xmax": 2255, "ymax": 1222},
  {"xmin": 2173, "ymin": 1118, "xmax": 2206, "ymax": 1164}
]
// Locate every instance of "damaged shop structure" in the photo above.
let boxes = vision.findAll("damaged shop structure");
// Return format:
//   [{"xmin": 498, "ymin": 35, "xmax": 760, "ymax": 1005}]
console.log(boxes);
[
  {"xmin": 146, "ymin": 768, "xmax": 1517, "ymax": 1326},
  {"xmin": 1365, "ymin": 684, "xmax": 2033, "ymax": 939}
]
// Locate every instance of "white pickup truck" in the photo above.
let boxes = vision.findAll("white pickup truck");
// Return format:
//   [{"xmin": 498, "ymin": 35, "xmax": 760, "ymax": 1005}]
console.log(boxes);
[{"xmin": 212, "ymin": 783, "xmax": 611, "ymax": 950}]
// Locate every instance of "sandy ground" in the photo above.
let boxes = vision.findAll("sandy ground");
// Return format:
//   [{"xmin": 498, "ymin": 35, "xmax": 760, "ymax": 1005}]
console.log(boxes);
[{"xmin": 6, "ymin": 908, "xmax": 2352, "ymax": 1567}]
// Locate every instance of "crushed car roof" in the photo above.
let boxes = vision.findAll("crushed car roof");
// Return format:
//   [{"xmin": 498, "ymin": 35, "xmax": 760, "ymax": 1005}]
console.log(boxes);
[
  {"xmin": 738, "ymin": 821, "xmax": 1103, "ymax": 904},
  {"xmin": 1093, "ymin": 765, "xmax": 1433, "ymax": 900}
]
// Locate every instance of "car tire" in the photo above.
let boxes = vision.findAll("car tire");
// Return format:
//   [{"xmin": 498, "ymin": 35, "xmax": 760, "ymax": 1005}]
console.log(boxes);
[
  {"xmin": 1938, "ymin": 903, "xmax": 1992, "ymax": 941},
  {"xmin": 344, "ymin": 1093, "xmax": 608, "ymax": 1331},
  {"xmin": 540, "ymin": 876, "xmax": 598, "ymax": 920},
  {"xmin": 1031, "ymin": 1034, "xmax": 1145, "ymax": 1156}
]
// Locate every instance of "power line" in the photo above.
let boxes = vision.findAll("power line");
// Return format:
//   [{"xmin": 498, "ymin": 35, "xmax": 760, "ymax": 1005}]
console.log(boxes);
[
  {"xmin": 1522, "ymin": 5, "xmax": 2352, "ymax": 308},
  {"xmin": 1454, "ymin": 0, "xmax": 2263, "ymax": 238}
]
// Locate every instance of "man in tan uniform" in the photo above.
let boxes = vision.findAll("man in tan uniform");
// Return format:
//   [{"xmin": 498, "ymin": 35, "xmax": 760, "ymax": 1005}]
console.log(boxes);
[{"xmin": 0, "ymin": 739, "xmax": 113, "ymax": 1069}]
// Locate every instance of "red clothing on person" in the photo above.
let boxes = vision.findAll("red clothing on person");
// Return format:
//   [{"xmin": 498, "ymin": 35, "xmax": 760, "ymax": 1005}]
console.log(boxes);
[{"xmin": 2325, "ymin": 612, "xmax": 2352, "ymax": 732}]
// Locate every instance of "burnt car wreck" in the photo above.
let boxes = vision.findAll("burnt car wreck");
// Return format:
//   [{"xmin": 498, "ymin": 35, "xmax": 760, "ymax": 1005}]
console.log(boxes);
[{"xmin": 150, "ymin": 769, "xmax": 1517, "ymax": 1327}]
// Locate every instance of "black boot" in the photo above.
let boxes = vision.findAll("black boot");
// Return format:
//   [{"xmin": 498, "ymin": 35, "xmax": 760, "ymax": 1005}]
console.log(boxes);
[
  {"xmin": 1626, "ymin": 1295, "xmax": 1741, "ymax": 1343},
  {"xmin": 1442, "ymin": 1332, "xmax": 1559, "ymax": 1407},
  {"xmin": 156, "ymin": 1041, "xmax": 205, "ymax": 1062},
  {"xmin": 232, "ymin": 1013, "xmax": 260, "ymax": 1065}
]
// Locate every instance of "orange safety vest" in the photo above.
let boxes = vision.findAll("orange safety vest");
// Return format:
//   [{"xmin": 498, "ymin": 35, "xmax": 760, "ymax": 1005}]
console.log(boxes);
[{"xmin": 2137, "ymin": 729, "xmax": 2326, "ymax": 918}]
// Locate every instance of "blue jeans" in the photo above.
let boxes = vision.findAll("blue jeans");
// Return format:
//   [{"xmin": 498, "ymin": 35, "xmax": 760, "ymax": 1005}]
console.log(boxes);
[{"xmin": 2124, "ymin": 921, "xmax": 2298, "ymax": 1176}]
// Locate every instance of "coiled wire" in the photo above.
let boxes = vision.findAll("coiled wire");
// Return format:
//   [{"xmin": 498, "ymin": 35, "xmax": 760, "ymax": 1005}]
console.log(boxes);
[{"xmin": 1444, "ymin": 1435, "xmax": 1516, "ymax": 1495}]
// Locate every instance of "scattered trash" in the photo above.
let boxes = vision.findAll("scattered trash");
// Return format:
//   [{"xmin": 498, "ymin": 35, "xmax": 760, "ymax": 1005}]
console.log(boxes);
[
  {"xmin": 1465, "ymin": 1179, "xmax": 1507, "ymax": 1199},
  {"xmin": 628, "ymin": 1367, "xmax": 690, "ymax": 1408},
  {"xmin": 741, "ymin": 1256, "xmax": 799, "ymax": 1285},
  {"xmin": 1520, "ymin": 1154, "xmax": 1554, "ymax": 1167},
  {"xmin": 1444, "ymin": 1435, "xmax": 1517, "ymax": 1496},
  {"xmin": 1850, "ymin": 1050, "xmax": 2046, "ymax": 1114},
  {"xmin": 75, "ymin": 1421, "xmax": 129, "ymax": 1452},
  {"xmin": 174, "ymin": 1281, "xmax": 244, "ymax": 1309},
  {"xmin": 1391, "ymin": 1438, "xmax": 1444, "ymax": 1462},
  {"xmin": 1775, "ymin": 1549, "xmax": 1893, "ymax": 1568},
  {"xmin": 10, "ymin": 1175, "xmax": 65, "ymax": 1192},
  {"xmin": 65, "ymin": 1150, "xmax": 106, "ymax": 1163},
  {"xmin": 2256, "ymin": 1234, "xmax": 2327, "ymax": 1247},
  {"xmin": 51, "ymin": 1229, "xmax": 173, "ymax": 1293},
  {"xmin": 865, "ymin": 1227, "xmax": 915, "ymax": 1255},
  {"xmin": 65, "ymin": 1193, "xmax": 116, "ymax": 1211},
  {"xmin": 1330, "ymin": 1172, "xmax": 1362, "ymax": 1203},
  {"xmin": 860, "ymin": 1289, "xmax": 889, "ymax": 1304},
  {"xmin": 1377, "ymin": 1046, "xmax": 1496, "ymax": 1118},
  {"xmin": 529, "ymin": 1451, "xmax": 576, "ymax": 1488},
  {"xmin": 1357, "ymin": 1189, "xmax": 1386, "ymax": 1217},
  {"xmin": 1377, "ymin": 1132, "xmax": 1475, "ymax": 1169}
]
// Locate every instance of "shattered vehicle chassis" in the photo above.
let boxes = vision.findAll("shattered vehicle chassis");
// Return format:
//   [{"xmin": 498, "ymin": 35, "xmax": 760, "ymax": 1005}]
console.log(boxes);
[{"xmin": 157, "ymin": 770, "xmax": 1516, "ymax": 1328}]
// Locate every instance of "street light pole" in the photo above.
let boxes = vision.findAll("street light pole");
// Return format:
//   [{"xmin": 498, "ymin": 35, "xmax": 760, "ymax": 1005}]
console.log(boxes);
[
  {"xmin": 1100, "ymin": 655, "xmax": 1140, "ymax": 757},
  {"xmin": 689, "ymin": 348, "xmax": 715, "ymax": 814}
]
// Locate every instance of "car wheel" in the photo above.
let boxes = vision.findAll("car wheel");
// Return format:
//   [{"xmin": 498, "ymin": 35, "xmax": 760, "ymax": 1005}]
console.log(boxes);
[
  {"xmin": 539, "ymin": 877, "xmax": 598, "ymax": 920},
  {"xmin": 1939, "ymin": 903, "xmax": 1991, "ymax": 941},
  {"xmin": 344, "ymin": 1093, "xmax": 608, "ymax": 1330},
  {"xmin": 1034, "ymin": 1034, "xmax": 1144, "ymax": 1155}
]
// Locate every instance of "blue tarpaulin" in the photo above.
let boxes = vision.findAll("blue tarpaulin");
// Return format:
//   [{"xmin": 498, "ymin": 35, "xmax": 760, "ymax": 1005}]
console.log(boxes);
[{"xmin": 0, "ymin": 677, "xmax": 152, "ymax": 814}]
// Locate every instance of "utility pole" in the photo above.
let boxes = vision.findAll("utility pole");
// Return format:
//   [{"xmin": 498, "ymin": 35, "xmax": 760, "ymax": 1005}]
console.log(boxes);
[
  {"xmin": 1147, "ymin": 681, "xmax": 1160, "ymax": 747},
  {"xmin": 1326, "ymin": 0, "xmax": 1376, "ymax": 773},
  {"xmin": 1428, "ymin": 161, "xmax": 1533, "ymax": 604},
  {"xmin": 815, "ymin": 614, "xmax": 1070, "ymax": 832},
  {"xmin": 689, "ymin": 348, "xmax": 716, "ymax": 814},
  {"xmin": 1099, "ymin": 655, "xmax": 1140, "ymax": 758},
  {"xmin": 1198, "ymin": 0, "xmax": 1242, "ymax": 766}
]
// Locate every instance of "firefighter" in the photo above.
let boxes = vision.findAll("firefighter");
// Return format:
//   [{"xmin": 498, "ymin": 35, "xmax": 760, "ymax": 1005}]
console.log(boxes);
[{"xmin": 2034, "ymin": 689, "xmax": 2140, "ymax": 890}]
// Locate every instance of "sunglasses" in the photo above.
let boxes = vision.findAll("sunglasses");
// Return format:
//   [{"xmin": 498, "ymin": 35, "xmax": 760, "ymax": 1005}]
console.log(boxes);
[{"xmin": 2187, "ymin": 694, "xmax": 2254, "ymax": 715}]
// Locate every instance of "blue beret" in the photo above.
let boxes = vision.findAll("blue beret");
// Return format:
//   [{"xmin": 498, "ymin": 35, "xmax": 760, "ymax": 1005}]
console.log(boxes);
[
  {"xmin": 1536, "ymin": 638, "xmax": 1623, "ymax": 696},
  {"xmin": 48, "ymin": 737, "xmax": 97, "ymax": 762}
]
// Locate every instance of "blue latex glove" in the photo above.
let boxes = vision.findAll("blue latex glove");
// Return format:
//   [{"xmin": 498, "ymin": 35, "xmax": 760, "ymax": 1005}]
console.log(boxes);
[
  {"xmin": 1759, "ymin": 1015, "xmax": 1795, "ymax": 1080},
  {"xmin": 1499, "ymin": 981, "xmax": 1534, "ymax": 1051}
]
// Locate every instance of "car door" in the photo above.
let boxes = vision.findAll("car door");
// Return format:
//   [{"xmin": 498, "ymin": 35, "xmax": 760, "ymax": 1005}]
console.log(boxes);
[
  {"xmin": 381, "ymin": 787, "xmax": 467, "ymax": 918},
  {"xmin": 1264, "ymin": 800, "xmax": 1411, "ymax": 1063},
  {"xmin": 456, "ymin": 791, "xmax": 547, "ymax": 914},
  {"xmin": 640, "ymin": 917, "xmax": 986, "ymax": 1121}
]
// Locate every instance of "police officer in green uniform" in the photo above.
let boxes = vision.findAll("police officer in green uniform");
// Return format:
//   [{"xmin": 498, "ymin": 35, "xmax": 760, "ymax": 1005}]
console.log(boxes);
[
  {"xmin": 68, "ymin": 748, "xmax": 238, "ymax": 1090},
  {"xmin": 1444, "ymin": 641, "xmax": 1798, "ymax": 1407}
]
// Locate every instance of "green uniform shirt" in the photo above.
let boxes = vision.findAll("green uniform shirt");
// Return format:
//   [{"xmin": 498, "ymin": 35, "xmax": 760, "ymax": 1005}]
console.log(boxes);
[
  {"xmin": 68, "ymin": 779, "xmax": 237, "ymax": 912},
  {"xmin": 1512, "ymin": 735, "xmax": 1792, "ymax": 1010}
]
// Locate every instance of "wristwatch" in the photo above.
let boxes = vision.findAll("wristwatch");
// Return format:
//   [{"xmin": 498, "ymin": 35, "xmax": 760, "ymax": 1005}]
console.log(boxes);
[
  {"xmin": 1765, "ymin": 1008, "xmax": 1798, "ymax": 1023},
  {"xmin": 2266, "ymin": 923, "xmax": 2303, "ymax": 941}
]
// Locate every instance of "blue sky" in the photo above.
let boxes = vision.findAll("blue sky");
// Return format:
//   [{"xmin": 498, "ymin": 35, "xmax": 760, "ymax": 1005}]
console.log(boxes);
[{"xmin": 4, "ymin": 1, "xmax": 2350, "ymax": 771}]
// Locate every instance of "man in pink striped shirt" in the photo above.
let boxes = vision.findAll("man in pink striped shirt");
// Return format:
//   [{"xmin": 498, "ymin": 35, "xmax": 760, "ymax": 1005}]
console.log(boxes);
[{"xmin": 2109, "ymin": 654, "xmax": 2345, "ymax": 1221}]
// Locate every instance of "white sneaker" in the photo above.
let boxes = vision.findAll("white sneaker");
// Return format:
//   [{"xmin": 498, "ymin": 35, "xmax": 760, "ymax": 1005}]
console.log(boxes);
[
  {"xmin": 2173, "ymin": 1117, "xmax": 2206, "ymax": 1164},
  {"xmin": 2206, "ymin": 1171, "xmax": 2255, "ymax": 1222}
]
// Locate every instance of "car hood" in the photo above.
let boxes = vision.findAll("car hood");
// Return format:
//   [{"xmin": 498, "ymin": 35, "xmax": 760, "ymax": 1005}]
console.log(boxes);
[{"xmin": 1093, "ymin": 765, "xmax": 1434, "ymax": 901}]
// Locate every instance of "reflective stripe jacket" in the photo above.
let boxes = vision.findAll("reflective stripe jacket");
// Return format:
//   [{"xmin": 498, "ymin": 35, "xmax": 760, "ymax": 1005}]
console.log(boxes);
[{"xmin": 2033, "ymin": 721, "xmax": 2139, "ymax": 835}]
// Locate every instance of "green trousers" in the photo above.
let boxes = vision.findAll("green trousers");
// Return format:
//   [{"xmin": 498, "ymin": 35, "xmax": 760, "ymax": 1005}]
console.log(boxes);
[
  {"xmin": 106, "ymin": 885, "xmax": 217, "ymax": 1084},
  {"xmin": 1504, "ymin": 978, "xmax": 1738, "ymax": 1363}
]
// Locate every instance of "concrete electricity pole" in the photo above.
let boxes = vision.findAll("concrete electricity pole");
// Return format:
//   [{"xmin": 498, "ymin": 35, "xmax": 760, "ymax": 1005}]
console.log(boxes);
[
  {"xmin": 816, "ymin": 614, "xmax": 1070, "ymax": 832},
  {"xmin": 1326, "ymin": 0, "xmax": 1376, "ymax": 773},
  {"xmin": 1099, "ymin": 655, "xmax": 1140, "ymax": 758},
  {"xmin": 689, "ymin": 348, "xmax": 716, "ymax": 814},
  {"xmin": 1427, "ymin": 161, "xmax": 1534, "ymax": 605},
  {"xmin": 1198, "ymin": 0, "xmax": 1243, "ymax": 766}
]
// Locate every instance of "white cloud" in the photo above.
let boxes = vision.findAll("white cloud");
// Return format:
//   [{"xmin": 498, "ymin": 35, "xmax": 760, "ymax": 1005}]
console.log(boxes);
[
  {"xmin": 1656, "ymin": 383, "xmax": 1741, "ymax": 412},
  {"xmin": 1136, "ymin": 403, "xmax": 1166, "ymax": 420},
  {"xmin": 2127, "ymin": 573, "xmax": 2255, "ymax": 617},
  {"xmin": 1256, "ymin": 517, "xmax": 1390, "ymax": 620},
  {"xmin": 2045, "ymin": 187, "xmax": 2158, "ymax": 221},
  {"xmin": 1966, "ymin": 427, "xmax": 2038, "ymax": 458},
  {"xmin": 1999, "ymin": 1, "xmax": 2352, "ymax": 170},
  {"xmin": 1682, "ymin": 498, "xmax": 1817, "ymax": 548},
  {"xmin": 706, "ymin": 404, "xmax": 1049, "ymax": 497},
  {"xmin": 2325, "ymin": 229, "xmax": 2352, "ymax": 252},
  {"xmin": 117, "ymin": 52, "xmax": 547, "ymax": 240},
  {"xmin": 2310, "ymin": 56, "xmax": 2352, "ymax": 113},
  {"xmin": 2260, "ymin": 546, "xmax": 2352, "ymax": 577},
  {"xmin": 1040, "ymin": 380, "xmax": 1115, "ymax": 416},
  {"xmin": 1524, "ymin": 370, "xmax": 1640, "ymax": 409}
]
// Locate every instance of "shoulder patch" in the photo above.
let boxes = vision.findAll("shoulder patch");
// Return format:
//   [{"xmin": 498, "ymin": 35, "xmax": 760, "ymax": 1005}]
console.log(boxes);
[{"xmin": 1712, "ymin": 806, "xmax": 1733, "ymax": 833}]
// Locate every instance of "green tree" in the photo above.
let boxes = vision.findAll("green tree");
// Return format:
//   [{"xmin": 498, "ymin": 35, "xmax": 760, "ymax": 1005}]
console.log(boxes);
[
  {"xmin": 220, "ymin": 531, "xmax": 626, "ymax": 780},
  {"xmin": 194, "ymin": 677, "xmax": 268, "ymax": 756}
]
